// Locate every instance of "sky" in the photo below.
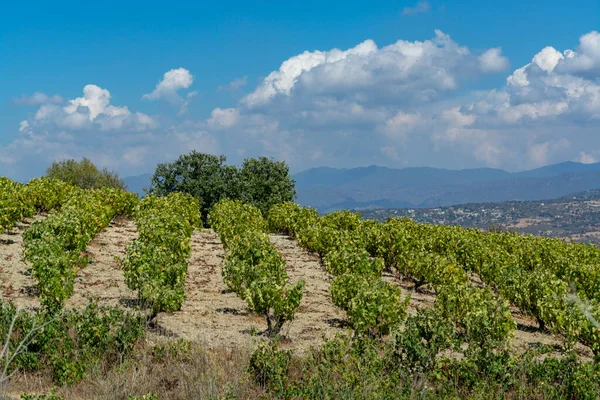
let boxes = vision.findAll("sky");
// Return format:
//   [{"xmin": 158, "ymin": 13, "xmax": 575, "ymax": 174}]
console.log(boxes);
[{"xmin": 1, "ymin": 0, "xmax": 599, "ymax": 180}]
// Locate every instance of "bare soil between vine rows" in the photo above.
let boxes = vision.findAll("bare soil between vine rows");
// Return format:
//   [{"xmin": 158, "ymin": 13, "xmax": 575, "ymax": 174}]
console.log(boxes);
[{"xmin": 0, "ymin": 216, "xmax": 594, "ymax": 358}]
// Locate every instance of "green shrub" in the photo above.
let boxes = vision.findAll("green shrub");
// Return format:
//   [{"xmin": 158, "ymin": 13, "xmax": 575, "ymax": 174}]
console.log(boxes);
[
  {"xmin": 149, "ymin": 152, "xmax": 295, "ymax": 221},
  {"xmin": 248, "ymin": 340, "xmax": 292, "ymax": 392},
  {"xmin": 46, "ymin": 157, "xmax": 125, "ymax": 190}
]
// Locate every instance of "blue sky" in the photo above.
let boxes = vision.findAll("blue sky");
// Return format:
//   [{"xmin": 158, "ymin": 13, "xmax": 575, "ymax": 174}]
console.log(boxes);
[{"xmin": 1, "ymin": 0, "xmax": 599, "ymax": 180}]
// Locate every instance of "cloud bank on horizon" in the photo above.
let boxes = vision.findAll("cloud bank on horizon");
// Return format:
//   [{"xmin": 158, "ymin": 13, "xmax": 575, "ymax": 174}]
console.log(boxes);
[{"xmin": 2, "ymin": 30, "xmax": 600, "ymax": 180}]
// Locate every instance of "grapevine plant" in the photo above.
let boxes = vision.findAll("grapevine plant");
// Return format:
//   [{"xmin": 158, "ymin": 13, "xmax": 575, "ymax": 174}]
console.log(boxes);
[
  {"xmin": 122, "ymin": 193, "xmax": 201, "ymax": 314},
  {"xmin": 209, "ymin": 199, "xmax": 305, "ymax": 337},
  {"xmin": 22, "ymin": 186, "xmax": 137, "ymax": 312}
]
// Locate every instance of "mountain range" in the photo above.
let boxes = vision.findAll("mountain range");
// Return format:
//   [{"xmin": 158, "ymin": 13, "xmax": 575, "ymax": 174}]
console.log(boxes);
[{"xmin": 124, "ymin": 161, "xmax": 600, "ymax": 213}]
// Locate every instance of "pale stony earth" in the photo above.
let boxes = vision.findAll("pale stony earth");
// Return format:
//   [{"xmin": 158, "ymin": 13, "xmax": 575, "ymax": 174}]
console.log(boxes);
[{"xmin": 0, "ymin": 215, "xmax": 594, "ymax": 358}]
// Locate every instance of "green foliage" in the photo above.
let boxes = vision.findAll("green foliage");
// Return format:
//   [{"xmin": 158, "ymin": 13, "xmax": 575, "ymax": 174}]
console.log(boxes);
[
  {"xmin": 322, "ymin": 241, "xmax": 384, "ymax": 277},
  {"xmin": 1, "ymin": 300, "xmax": 145, "ymax": 386},
  {"xmin": 24, "ymin": 177, "xmax": 75, "ymax": 212},
  {"xmin": 330, "ymin": 274, "xmax": 408, "ymax": 336},
  {"xmin": 148, "ymin": 151, "xmax": 295, "ymax": 222},
  {"xmin": 211, "ymin": 199, "xmax": 304, "ymax": 337},
  {"xmin": 0, "ymin": 177, "xmax": 35, "ymax": 232},
  {"xmin": 238, "ymin": 157, "xmax": 296, "ymax": 217},
  {"xmin": 223, "ymin": 231, "xmax": 305, "ymax": 337},
  {"xmin": 250, "ymin": 331, "xmax": 600, "ymax": 399},
  {"xmin": 122, "ymin": 193, "xmax": 201, "ymax": 314},
  {"xmin": 208, "ymin": 199, "xmax": 266, "ymax": 249},
  {"xmin": 23, "ymin": 188, "xmax": 138, "ymax": 312},
  {"xmin": 394, "ymin": 307, "xmax": 457, "ymax": 373},
  {"xmin": 48, "ymin": 302, "xmax": 145, "ymax": 385},
  {"xmin": 46, "ymin": 157, "xmax": 125, "ymax": 190},
  {"xmin": 268, "ymin": 201, "xmax": 319, "ymax": 237},
  {"xmin": 248, "ymin": 340, "xmax": 292, "ymax": 392},
  {"xmin": 347, "ymin": 279, "xmax": 409, "ymax": 337},
  {"xmin": 435, "ymin": 283, "xmax": 516, "ymax": 353},
  {"xmin": 21, "ymin": 389, "xmax": 64, "ymax": 400}
]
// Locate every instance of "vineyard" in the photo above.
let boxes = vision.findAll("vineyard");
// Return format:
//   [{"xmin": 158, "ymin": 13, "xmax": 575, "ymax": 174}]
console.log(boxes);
[{"xmin": 1, "ymin": 176, "xmax": 600, "ymax": 398}]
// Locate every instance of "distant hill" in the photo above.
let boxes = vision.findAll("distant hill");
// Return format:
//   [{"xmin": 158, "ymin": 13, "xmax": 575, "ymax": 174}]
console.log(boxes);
[
  {"xmin": 123, "ymin": 173, "xmax": 152, "ymax": 197},
  {"xmin": 293, "ymin": 162, "xmax": 600, "ymax": 212}
]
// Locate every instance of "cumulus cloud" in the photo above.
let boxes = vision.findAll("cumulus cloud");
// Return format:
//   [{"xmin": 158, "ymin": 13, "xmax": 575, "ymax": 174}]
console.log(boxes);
[
  {"xmin": 382, "ymin": 112, "xmax": 422, "ymax": 139},
  {"xmin": 0, "ymin": 84, "xmax": 159, "ymax": 180},
  {"xmin": 402, "ymin": 1, "xmax": 431, "ymax": 15},
  {"xmin": 243, "ymin": 31, "xmax": 507, "ymax": 109},
  {"xmin": 143, "ymin": 68, "xmax": 196, "ymax": 114},
  {"xmin": 479, "ymin": 48, "xmax": 510, "ymax": 72},
  {"xmin": 207, "ymin": 108, "xmax": 240, "ymax": 128},
  {"xmin": 18, "ymin": 121, "xmax": 29, "ymax": 132},
  {"xmin": 557, "ymin": 31, "xmax": 600, "ymax": 76},
  {"xmin": 143, "ymin": 68, "xmax": 194, "ymax": 100},
  {"xmin": 580, "ymin": 151, "xmax": 596, "ymax": 164}
]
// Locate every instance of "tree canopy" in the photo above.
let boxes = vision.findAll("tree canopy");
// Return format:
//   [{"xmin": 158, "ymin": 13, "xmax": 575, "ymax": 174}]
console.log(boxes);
[
  {"xmin": 46, "ymin": 158, "xmax": 125, "ymax": 190},
  {"xmin": 149, "ymin": 151, "xmax": 295, "ymax": 222}
]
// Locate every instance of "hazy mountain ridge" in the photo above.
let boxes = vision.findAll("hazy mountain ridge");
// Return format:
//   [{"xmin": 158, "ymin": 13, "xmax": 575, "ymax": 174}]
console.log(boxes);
[{"xmin": 293, "ymin": 161, "xmax": 600, "ymax": 212}]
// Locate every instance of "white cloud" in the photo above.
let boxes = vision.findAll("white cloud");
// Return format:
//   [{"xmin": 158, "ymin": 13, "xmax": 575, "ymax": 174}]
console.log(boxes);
[
  {"xmin": 19, "ymin": 121, "xmax": 29, "ymax": 132},
  {"xmin": 382, "ymin": 112, "xmax": 422, "ymax": 138},
  {"xmin": 207, "ymin": 108, "xmax": 240, "ymax": 128},
  {"xmin": 0, "ymin": 84, "xmax": 159, "ymax": 179},
  {"xmin": 381, "ymin": 146, "xmax": 400, "ymax": 160},
  {"xmin": 143, "ymin": 68, "xmax": 194, "ymax": 100},
  {"xmin": 580, "ymin": 151, "xmax": 596, "ymax": 164},
  {"xmin": 242, "ymin": 31, "xmax": 507, "ymax": 110},
  {"xmin": 143, "ymin": 68, "xmax": 196, "ymax": 114},
  {"xmin": 532, "ymin": 46, "xmax": 564, "ymax": 73},
  {"xmin": 557, "ymin": 31, "xmax": 600, "ymax": 76},
  {"xmin": 479, "ymin": 48, "xmax": 509, "ymax": 73},
  {"xmin": 402, "ymin": 1, "xmax": 431, "ymax": 15}
]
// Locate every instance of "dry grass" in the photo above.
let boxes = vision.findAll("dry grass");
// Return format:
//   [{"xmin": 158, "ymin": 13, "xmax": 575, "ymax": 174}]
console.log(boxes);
[{"xmin": 5, "ymin": 339, "xmax": 266, "ymax": 399}]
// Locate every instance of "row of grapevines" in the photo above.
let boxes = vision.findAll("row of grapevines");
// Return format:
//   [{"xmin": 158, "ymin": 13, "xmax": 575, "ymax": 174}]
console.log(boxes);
[
  {"xmin": 0, "ymin": 177, "xmax": 73, "ymax": 232},
  {"xmin": 209, "ymin": 199, "xmax": 304, "ymax": 337},
  {"xmin": 401, "ymin": 220, "xmax": 599, "ymax": 355},
  {"xmin": 0, "ymin": 177, "xmax": 35, "ymax": 232},
  {"xmin": 269, "ymin": 203, "xmax": 412, "ymax": 336},
  {"xmin": 122, "ymin": 193, "xmax": 201, "ymax": 314},
  {"xmin": 23, "ymin": 187, "xmax": 137, "ymax": 312},
  {"xmin": 269, "ymin": 203, "xmax": 518, "ymax": 344},
  {"xmin": 349, "ymin": 216, "xmax": 599, "ymax": 355}
]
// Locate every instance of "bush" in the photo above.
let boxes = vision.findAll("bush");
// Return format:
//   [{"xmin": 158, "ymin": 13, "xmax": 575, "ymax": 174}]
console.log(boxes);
[
  {"xmin": 149, "ymin": 151, "xmax": 295, "ymax": 222},
  {"xmin": 248, "ymin": 340, "xmax": 292, "ymax": 391},
  {"xmin": 238, "ymin": 157, "xmax": 296, "ymax": 217},
  {"xmin": 46, "ymin": 157, "xmax": 125, "ymax": 190},
  {"xmin": 0, "ymin": 300, "xmax": 145, "ymax": 386}
]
